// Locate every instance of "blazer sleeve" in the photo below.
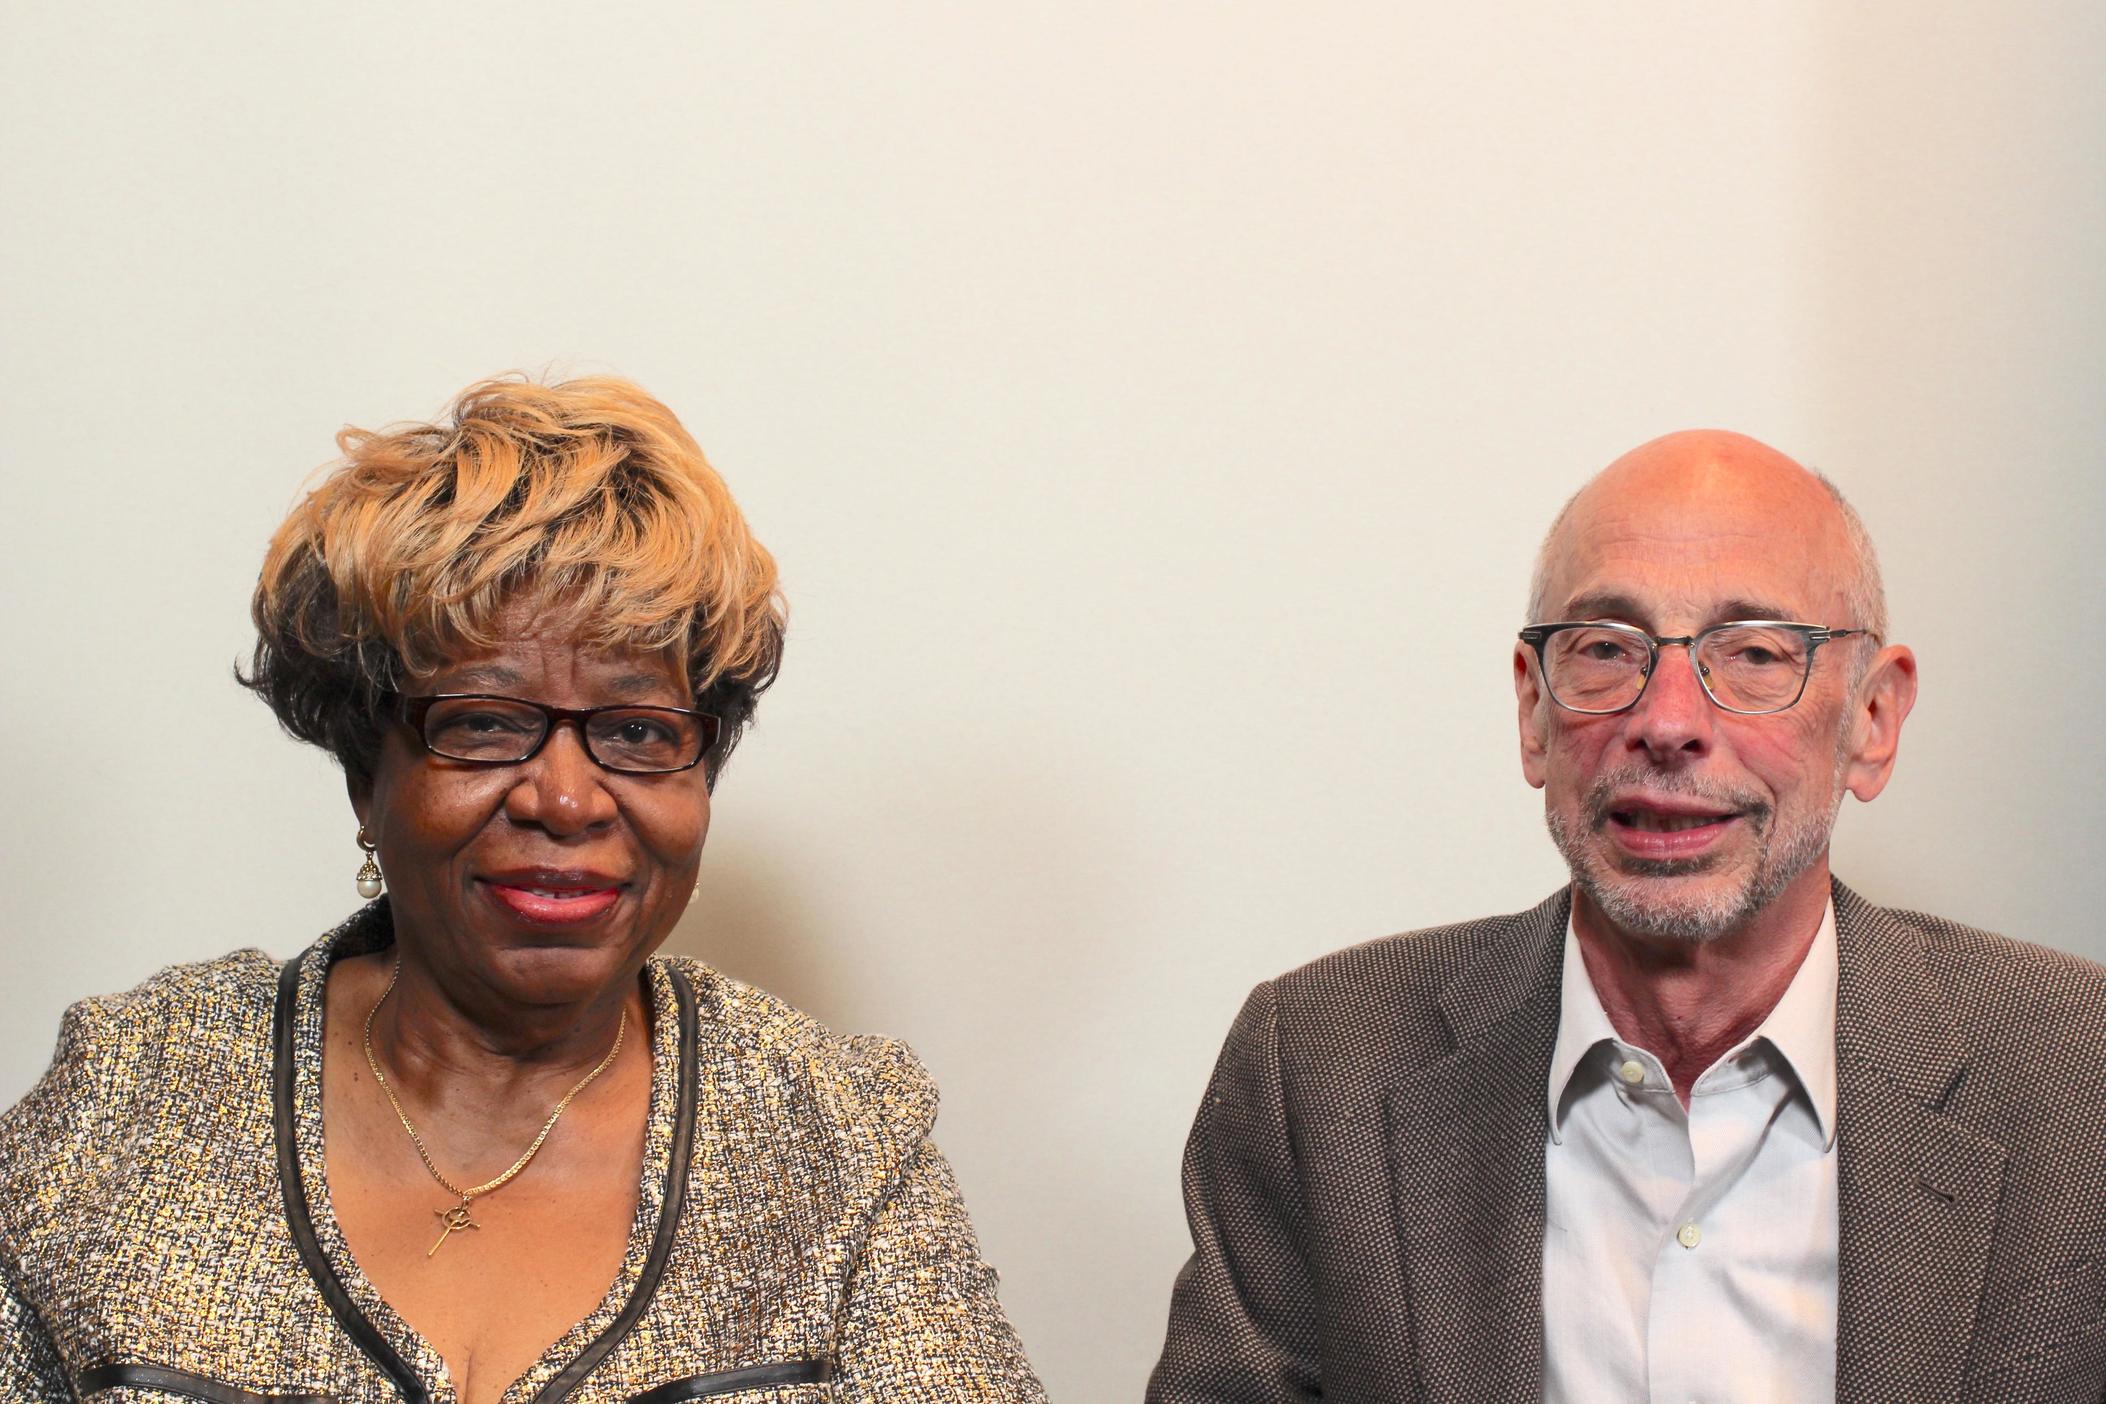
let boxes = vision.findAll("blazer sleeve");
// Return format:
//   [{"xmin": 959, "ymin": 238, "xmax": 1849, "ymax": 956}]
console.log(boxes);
[
  {"xmin": 1147, "ymin": 981, "xmax": 1322, "ymax": 1404},
  {"xmin": 833, "ymin": 1139, "xmax": 1048, "ymax": 1403},
  {"xmin": 0, "ymin": 1266, "xmax": 66, "ymax": 1403}
]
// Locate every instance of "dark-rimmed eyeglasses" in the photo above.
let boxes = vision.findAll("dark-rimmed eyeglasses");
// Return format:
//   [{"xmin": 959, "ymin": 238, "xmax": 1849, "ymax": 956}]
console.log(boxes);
[
  {"xmin": 1516, "ymin": 620, "xmax": 1872, "ymax": 716},
  {"xmin": 399, "ymin": 695, "xmax": 721, "ymax": 774}
]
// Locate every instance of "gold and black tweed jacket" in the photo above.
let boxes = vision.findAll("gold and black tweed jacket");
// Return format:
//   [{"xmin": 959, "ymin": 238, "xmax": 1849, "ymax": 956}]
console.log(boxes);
[{"xmin": 0, "ymin": 903, "xmax": 1048, "ymax": 1404}]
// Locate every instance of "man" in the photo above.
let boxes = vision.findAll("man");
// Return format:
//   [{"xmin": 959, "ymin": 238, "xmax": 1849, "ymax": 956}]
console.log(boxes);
[{"xmin": 1147, "ymin": 432, "xmax": 2106, "ymax": 1403}]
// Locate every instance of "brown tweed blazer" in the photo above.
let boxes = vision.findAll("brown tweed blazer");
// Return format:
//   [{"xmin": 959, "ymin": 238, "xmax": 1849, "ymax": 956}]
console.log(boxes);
[{"xmin": 1147, "ymin": 881, "xmax": 2106, "ymax": 1404}]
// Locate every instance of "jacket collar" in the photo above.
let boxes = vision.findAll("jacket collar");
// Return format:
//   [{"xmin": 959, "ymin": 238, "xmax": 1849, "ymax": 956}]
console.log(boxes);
[
  {"xmin": 1545, "ymin": 897, "xmax": 1840, "ymax": 1148},
  {"xmin": 1390, "ymin": 880, "xmax": 2004, "ymax": 1404},
  {"xmin": 1831, "ymin": 880, "xmax": 1970, "ymax": 1107},
  {"xmin": 1830, "ymin": 881, "xmax": 2006, "ymax": 1404},
  {"xmin": 1434, "ymin": 887, "xmax": 1570, "ymax": 1049},
  {"xmin": 1385, "ymin": 890, "xmax": 1568, "ymax": 1404}
]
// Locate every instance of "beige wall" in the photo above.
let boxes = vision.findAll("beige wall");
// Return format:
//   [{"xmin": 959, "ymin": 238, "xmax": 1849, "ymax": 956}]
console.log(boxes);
[{"xmin": 3, "ymin": 4, "xmax": 2101, "ymax": 1398}]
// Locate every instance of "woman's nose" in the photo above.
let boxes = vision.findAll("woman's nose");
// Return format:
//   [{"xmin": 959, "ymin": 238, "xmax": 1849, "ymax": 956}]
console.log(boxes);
[{"xmin": 504, "ymin": 722, "xmax": 619, "ymax": 834}]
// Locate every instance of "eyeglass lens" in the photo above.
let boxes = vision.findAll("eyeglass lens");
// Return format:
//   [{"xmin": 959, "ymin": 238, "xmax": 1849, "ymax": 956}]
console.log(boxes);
[
  {"xmin": 1543, "ymin": 625, "xmax": 1814, "ymax": 714},
  {"xmin": 419, "ymin": 697, "xmax": 707, "ymax": 772}
]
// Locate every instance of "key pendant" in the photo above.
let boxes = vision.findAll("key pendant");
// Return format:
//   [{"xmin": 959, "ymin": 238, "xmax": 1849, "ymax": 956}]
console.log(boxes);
[{"xmin": 428, "ymin": 1201, "xmax": 480, "ymax": 1257}]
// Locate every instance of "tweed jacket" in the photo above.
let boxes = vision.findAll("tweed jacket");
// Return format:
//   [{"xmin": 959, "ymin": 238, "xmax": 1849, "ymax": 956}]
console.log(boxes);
[
  {"xmin": 1148, "ymin": 881, "xmax": 2106, "ymax": 1404},
  {"xmin": 0, "ymin": 903, "xmax": 1046, "ymax": 1404}
]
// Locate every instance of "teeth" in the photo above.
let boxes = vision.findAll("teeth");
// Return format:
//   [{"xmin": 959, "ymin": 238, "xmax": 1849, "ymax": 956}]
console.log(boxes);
[{"xmin": 1625, "ymin": 813, "xmax": 1725, "ymax": 832}]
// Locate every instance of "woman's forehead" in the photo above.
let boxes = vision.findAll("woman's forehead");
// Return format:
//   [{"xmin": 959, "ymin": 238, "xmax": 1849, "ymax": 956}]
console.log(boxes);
[{"xmin": 419, "ymin": 619, "xmax": 691, "ymax": 700}]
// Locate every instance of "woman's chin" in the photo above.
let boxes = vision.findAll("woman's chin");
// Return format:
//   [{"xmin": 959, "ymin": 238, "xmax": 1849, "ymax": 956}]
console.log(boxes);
[{"xmin": 468, "ymin": 940, "xmax": 640, "ymax": 1007}]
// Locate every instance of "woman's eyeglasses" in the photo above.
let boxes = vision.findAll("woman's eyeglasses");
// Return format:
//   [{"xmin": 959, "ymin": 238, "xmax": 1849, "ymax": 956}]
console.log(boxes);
[{"xmin": 398, "ymin": 694, "xmax": 720, "ymax": 774}]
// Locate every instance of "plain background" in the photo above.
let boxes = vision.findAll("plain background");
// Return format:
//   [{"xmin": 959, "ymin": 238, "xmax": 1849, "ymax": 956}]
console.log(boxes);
[{"xmin": 3, "ymin": 4, "xmax": 2102, "ymax": 1399}]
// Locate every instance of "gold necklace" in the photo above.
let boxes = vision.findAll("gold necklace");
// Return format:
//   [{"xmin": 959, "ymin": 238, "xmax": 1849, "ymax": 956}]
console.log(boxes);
[{"xmin": 362, "ymin": 961, "xmax": 627, "ymax": 1257}]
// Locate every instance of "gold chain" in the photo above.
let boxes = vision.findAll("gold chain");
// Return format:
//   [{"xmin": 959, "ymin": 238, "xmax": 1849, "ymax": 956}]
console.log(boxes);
[{"xmin": 361, "ymin": 960, "xmax": 626, "ymax": 1254}]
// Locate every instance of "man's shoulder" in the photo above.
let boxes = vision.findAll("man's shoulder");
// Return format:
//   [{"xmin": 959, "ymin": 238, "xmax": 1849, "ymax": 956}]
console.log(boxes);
[
  {"xmin": 1253, "ymin": 891, "xmax": 1568, "ymax": 1070},
  {"xmin": 1849, "ymin": 892, "xmax": 2106, "ymax": 1023},
  {"xmin": 1842, "ymin": 890, "xmax": 2106, "ymax": 1118},
  {"xmin": 1270, "ymin": 903, "xmax": 1547, "ymax": 1006}
]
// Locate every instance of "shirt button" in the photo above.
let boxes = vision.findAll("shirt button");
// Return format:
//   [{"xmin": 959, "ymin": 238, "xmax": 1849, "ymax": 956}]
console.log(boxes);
[
  {"xmin": 1677, "ymin": 1222, "xmax": 1702, "ymax": 1250},
  {"xmin": 1617, "ymin": 1059, "xmax": 1647, "ymax": 1086}
]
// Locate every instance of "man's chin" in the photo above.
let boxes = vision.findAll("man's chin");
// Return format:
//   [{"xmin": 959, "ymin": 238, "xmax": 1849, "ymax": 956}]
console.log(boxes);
[{"xmin": 1575, "ymin": 864, "xmax": 1760, "ymax": 945}]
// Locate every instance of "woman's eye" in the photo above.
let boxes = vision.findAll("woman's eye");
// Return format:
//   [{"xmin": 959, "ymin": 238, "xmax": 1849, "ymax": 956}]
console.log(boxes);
[{"xmin": 452, "ymin": 711, "xmax": 529, "ymax": 734}]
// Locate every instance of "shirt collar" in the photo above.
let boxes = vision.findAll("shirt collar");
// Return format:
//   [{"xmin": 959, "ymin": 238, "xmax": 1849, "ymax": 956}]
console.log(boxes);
[{"xmin": 1546, "ymin": 895, "xmax": 1839, "ymax": 1149}]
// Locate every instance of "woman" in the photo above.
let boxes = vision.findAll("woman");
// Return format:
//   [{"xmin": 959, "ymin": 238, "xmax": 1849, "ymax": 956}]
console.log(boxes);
[{"xmin": 0, "ymin": 377, "xmax": 1046, "ymax": 1403}]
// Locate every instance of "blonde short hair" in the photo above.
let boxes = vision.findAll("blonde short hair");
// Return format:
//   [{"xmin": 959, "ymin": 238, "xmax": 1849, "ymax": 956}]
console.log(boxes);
[{"xmin": 242, "ymin": 375, "xmax": 785, "ymax": 789}]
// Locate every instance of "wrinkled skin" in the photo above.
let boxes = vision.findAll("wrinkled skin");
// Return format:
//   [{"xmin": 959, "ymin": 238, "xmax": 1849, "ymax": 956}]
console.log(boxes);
[{"xmin": 1515, "ymin": 430, "xmax": 1918, "ymax": 1095}]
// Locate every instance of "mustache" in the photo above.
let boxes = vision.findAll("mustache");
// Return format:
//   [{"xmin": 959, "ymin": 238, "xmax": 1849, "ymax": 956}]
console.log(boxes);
[{"xmin": 1581, "ymin": 765, "xmax": 1774, "ymax": 832}]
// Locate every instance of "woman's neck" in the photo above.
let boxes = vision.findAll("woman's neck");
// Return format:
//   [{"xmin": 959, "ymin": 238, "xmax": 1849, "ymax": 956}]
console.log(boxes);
[{"xmin": 345, "ymin": 949, "xmax": 643, "ymax": 1126}]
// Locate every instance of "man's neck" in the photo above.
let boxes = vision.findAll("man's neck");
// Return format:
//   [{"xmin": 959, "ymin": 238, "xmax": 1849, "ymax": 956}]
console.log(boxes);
[{"xmin": 1571, "ymin": 864, "xmax": 1832, "ymax": 1105}]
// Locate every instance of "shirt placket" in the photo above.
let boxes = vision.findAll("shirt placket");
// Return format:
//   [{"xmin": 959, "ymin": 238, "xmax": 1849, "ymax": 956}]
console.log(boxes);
[{"xmin": 1646, "ymin": 1057, "xmax": 1776, "ymax": 1404}]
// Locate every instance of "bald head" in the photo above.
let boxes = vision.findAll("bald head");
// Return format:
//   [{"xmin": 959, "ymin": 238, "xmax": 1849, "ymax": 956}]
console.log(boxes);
[{"xmin": 1526, "ymin": 430, "xmax": 1887, "ymax": 642}]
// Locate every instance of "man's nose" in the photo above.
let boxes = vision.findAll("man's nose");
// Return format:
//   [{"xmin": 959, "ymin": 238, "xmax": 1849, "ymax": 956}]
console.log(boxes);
[
  {"xmin": 1622, "ymin": 643, "xmax": 1715, "ymax": 762},
  {"xmin": 505, "ymin": 722, "xmax": 619, "ymax": 835}
]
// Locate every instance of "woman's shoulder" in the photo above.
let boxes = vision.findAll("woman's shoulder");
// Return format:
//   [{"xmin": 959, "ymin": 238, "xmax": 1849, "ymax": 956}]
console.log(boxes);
[
  {"xmin": 0, "ymin": 948, "xmax": 285, "ymax": 1209},
  {"xmin": 654, "ymin": 956, "xmax": 940, "ymax": 1141},
  {"xmin": 43, "ymin": 946, "xmax": 286, "ymax": 1051}
]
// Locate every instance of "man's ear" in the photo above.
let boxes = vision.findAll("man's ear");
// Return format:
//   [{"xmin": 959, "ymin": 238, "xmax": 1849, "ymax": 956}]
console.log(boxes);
[
  {"xmin": 1516, "ymin": 645, "xmax": 1550, "ymax": 790},
  {"xmin": 1844, "ymin": 644, "xmax": 1918, "ymax": 802}
]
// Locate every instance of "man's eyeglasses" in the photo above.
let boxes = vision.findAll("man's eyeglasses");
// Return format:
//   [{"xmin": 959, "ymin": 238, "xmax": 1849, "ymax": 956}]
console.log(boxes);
[
  {"xmin": 399, "ymin": 695, "xmax": 721, "ymax": 774},
  {"xmin": 1516, "ymin": 621, "xmax": 1872, "ymax": 716}
]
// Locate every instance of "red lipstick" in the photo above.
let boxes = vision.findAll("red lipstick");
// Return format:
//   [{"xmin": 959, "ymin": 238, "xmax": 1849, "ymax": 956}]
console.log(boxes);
[{"xmin": 479, "ymin": 869, "xmax": 624, "ymax": 926}]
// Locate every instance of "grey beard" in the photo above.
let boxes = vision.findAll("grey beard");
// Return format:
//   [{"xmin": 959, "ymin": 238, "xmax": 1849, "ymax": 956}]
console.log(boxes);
[{"xmin": 1545, "ymin": 764, "xmax": 1842, "ymax": 944}]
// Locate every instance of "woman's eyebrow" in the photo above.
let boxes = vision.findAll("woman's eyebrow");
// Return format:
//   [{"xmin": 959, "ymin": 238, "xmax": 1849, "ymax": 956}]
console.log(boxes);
[
  {"xmin": 603, "ymin": 672, "xmax": 681, "ymax": 699},
  {"xmin": 443, "ymin": 664, "xmax": 526, "ymax": 689}
]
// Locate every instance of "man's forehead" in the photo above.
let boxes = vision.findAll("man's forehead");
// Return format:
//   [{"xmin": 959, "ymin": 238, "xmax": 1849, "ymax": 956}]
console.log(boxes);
[{"xmin": 1539, "ymin": 434, "xmax": 1854, "ymax": 622}]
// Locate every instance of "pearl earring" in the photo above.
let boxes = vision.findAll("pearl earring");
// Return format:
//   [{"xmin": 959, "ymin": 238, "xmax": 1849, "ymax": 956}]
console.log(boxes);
[{"xmin": 355, "ymin": 827, "xmax": 384, "ymax": 900}]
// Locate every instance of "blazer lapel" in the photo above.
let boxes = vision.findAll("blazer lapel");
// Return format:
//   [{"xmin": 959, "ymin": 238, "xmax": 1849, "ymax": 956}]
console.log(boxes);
[
  {"xmin": 1384, "ymin": 891, "xmax": 1566, "ymax": 1404},
  {"xmin": 1832, "ymin": 883, "xmax": 2007, "ymax": 1404}
]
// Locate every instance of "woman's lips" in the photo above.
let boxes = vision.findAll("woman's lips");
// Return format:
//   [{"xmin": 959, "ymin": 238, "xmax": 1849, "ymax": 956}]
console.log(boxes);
[
  {"xmin": 481, "ymin": 881, "xmax": 623, "ymax": 925},
  {"xmin": 1606, "ymin": 809, "xmax": 1740, "ymax": 860}
]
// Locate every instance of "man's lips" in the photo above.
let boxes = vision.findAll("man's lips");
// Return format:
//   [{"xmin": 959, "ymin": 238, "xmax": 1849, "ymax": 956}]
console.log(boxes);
[
  {"xmin": 1602, "ymin": 797, "xmax": 1742, "ymax": 859},
  {"xmin": 479, "ymin": 870, "xmax": 625, "ymax": 925}
]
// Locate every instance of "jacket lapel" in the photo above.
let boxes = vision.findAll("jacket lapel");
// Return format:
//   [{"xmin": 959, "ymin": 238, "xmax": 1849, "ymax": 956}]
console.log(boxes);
[
  {"xmin": 1832, "ymin": 883, "xmax": 2007, "ymax": 1404},
  {"xmin": 1384, "ymin": 891, "xmax": 1566, "ymax": 1404}
]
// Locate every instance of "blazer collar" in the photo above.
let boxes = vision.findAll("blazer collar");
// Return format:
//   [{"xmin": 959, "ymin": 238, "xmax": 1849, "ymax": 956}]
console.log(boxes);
[
  {"xmin": 1385, "ymin": 889, "xmax": 1569, "ymax": 1404},
  {"xmin": 1396, "ymin": 880, "xmax": 2005, "ymax": 1404},
  {"xmin": 1830, "ymin": 879, "xmax": 2006, "ymax": 1404},
  {"xmin": 1435, "ymin": 887, "xmax": 1571, "ymax": 1050},
  {"xmin": 1831, "ymin": 879, "xmax": 1970, "ymax": 1107}
]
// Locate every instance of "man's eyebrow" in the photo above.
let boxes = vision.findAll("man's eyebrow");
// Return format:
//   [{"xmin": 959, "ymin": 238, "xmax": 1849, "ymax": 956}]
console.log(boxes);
[
  {"xmin": 1712, "ymin": 598, "xmax": 1802, "ymax": 624},
  {"xmin": 1556, "ymin": 592, "xmax": 1648, "ymax": 624},
  {"xmin": 1551, "ymin": 594, "xmax": 1808, "ymax": 629}
]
